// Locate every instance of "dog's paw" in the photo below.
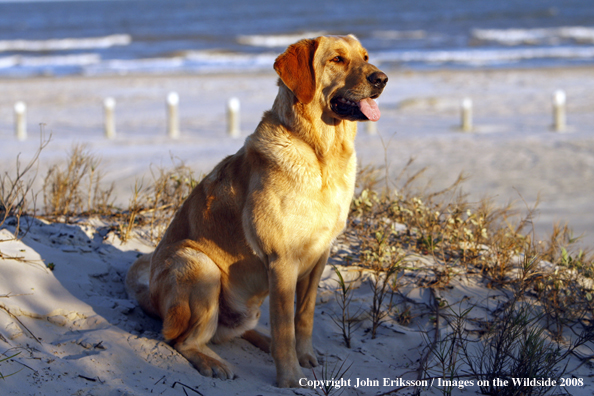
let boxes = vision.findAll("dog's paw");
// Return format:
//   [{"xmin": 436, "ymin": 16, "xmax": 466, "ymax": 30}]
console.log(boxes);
[
  {"xmin": 188, "ymin": 352, "xmax": 235, "ymax": 380},
  {"xmin": 298, "ymin": 350, "xmax": 319, "ymax": 369},
  {"xmin": 210, "ymin": 360, "xmax": 235, "ymax": 380},
  {"xmin": 277, "ymin": 377, "xmax": 302, "ymax": 388},
  {"xmin": 276, "ymin": 367, "xmax": 303, "ymax": 388}
]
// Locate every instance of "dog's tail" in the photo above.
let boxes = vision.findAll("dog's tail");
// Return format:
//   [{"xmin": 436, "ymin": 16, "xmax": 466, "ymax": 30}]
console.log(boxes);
[{"xmin": 125, "ymin": 253, "xmax": 159, "ymax": 318}]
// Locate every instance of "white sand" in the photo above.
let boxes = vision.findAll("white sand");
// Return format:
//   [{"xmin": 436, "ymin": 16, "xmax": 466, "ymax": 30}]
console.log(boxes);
[
  {"xmin": 1, "ymin": 216, "xmax": 592, "ymax": 395},
  {"xmin": 1, "ymin": 67, "xmax": 594, "ymax": 395}
]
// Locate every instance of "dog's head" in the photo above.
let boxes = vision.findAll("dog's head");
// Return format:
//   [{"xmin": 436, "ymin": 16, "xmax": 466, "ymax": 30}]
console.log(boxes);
[{"xmin": 274, "ymin": 35, "xmax": 388, "ymax": 122}]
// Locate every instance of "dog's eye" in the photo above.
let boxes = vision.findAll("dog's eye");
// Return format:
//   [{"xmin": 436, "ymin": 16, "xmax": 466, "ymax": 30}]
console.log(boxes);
[
  {"xmin": 330, "ymin": 56, "xmax": 343, "ymax": 63},
  {"xmin": 364, "ymin": 54, "xmax": 369, "ymax": 62}
]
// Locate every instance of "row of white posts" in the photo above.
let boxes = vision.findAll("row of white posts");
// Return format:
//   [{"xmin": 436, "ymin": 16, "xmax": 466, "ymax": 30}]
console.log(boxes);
[
  {"xmin": 459, "ymin": 89, "xmax": 568, "ymax": 132},
  {"xmin": 12, "ymin": 93, "xmax": 242, "ymax": 141},
  {"xmin": 11, "ymin": 90, "xmax": 570, "ymax": 140},
  {"xmin": 104, "ymin": 92, "xmax": 222, "ymax": 140},
  {"xmin": 104, "ymin": 93, "xmax": 187, "ymax": 139}
]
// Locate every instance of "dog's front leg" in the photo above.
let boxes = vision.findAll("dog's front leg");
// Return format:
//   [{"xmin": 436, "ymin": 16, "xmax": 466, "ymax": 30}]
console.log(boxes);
[
  {"xmin": 268, "ymin": 258, "xmax": 303, "ymax": 388},
  {"xmin": 295, "ymin": 249, "xmax": 328, "ymax": 368}
]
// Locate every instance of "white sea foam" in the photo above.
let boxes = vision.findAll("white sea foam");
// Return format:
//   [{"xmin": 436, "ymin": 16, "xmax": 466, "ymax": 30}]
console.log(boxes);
[
  {"xmin": 0, "ymin": 55, "xmax": 18, "ymax": 68},
  {"xmin": 84, "ymin": 57, "xmax": 185, "ymax": 75},
  {"xmin": 20, "ymin": 53, "xmax": 100, "ymax": 66},
  {"xmin": 0, "ymin": 53, "xmax": 100, "ymax": 68},
  {"xmin": 472, "ymin": 26, "xmax": 594, "ymax": 45},
  {"xmin": 375, "ymin": 46, "xmax": 594, "ymax": 65},
  {"xmin": 0, "ymin": 34, "xmax": 131, "ymax": 52},
  {"xmin": 237, "ymin": 31, "xmax": 326, "ymax": 48},
  {"xmin": 81, "ymin": 51, "xmax": 279, "ymax": 75},
  {"xmin": 184, "ymin": 51, "xmax": 276, "ymax": 68}
]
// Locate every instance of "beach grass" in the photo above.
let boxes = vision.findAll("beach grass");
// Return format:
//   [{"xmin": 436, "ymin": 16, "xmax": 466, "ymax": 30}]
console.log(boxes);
[
  {"xmin": 1, "ymin": 142, "xmax": 593, "ymax": 393},
  {"xmin": 0, "ymin": 352, "xmax": 21, "ymax": 380},
  {"xmin": 344, "ymin": 160, "xmax": 594, "ymax": 394}
]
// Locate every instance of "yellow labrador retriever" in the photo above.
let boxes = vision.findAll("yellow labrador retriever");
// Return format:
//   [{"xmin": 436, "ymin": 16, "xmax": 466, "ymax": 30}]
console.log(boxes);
[{"xmin": 126, "ymin": 34, "xmax": 387, "ymax": 387}]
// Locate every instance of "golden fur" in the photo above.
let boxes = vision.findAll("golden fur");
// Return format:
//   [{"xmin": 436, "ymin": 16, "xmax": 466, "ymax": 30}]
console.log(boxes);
[{"xmin": 125, "ymin": 34, "xmax": 387, "ymax": 387}]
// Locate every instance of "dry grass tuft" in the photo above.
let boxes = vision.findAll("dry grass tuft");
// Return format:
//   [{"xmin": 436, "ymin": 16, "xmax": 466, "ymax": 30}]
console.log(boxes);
[
  {"xmin": 116, "ymin": 157, "xmax": 200, "ymax": 244},
  {"xmin": 42, "ymin": 144, "xmax": 114, "ymax": 221},
  {"xmin": 0, "ymin": 132, "xmax": 50, "ymax": 239},
  {"xmin": 339, "ymin": 159, "xmax": 594, "ymax": 394},
  {"xmin": 37, "ymin": 145, "xmax": 198, "ymax": 245}
]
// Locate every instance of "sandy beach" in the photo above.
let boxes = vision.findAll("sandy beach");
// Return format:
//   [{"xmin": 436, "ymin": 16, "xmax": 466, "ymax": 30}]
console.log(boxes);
[
  {"xmin": 1, "ymin": 66, "xmax": 593, "ymax": 245},
  {"xmin": 1, "ymin": 66, "xmax": 594, "ymax": 395}
]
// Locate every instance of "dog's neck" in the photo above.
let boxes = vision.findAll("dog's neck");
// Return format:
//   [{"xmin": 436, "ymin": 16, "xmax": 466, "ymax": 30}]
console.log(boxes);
[{"xmin": 271, "ymin": 82, "xmax": 357, "ymax": 161}]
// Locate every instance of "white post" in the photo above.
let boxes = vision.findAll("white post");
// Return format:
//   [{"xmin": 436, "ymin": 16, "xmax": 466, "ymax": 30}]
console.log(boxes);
[
  {"xmin": 553, "ymin": 90, "xmax": 566, "ymax": 132},
  {"xmin": 167, "ymin": 92, "xmax": 180, "ymax": 139},
  {"xmin": 366, "ymin": 99, "xmax": 378, "ymax": 135},
  {"xmin": 104, "ymin": 97, "xmax": 116, "ymax": 139},
  {"xmin": 461, "ymin": 97, "xmax": 472, "ymax": 132},
  {"xmin": 14, "ymin": 101, "xmax": 27, "ymax": 141},
  {"xmin": 227, "ymin": 97, "xmax": 240, "ymax": 138},
  {"xmin": 366, "ymin": 121, "xmax": 377, "ymax": 135}
]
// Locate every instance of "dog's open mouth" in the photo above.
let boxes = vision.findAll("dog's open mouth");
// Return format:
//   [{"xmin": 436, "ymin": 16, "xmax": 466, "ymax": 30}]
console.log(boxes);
[{"xmin": 330, "ymin": 96, "xmax": 381, "ymax": 121}]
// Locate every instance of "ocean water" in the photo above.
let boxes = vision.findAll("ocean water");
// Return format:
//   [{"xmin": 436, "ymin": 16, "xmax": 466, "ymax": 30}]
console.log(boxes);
[{"xmin": 0, "ymin": 0, "xmax": 593, "ymax": 76}]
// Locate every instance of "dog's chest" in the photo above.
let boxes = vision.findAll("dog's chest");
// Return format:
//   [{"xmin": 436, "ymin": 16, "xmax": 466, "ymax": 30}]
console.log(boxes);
[
  {"xmin": 288, "ymin": 161, "xmax": 354, "ymax": 241},
  {"xmin": 245, "ymin": 130, "xmax": 356, "ymax": 263}
]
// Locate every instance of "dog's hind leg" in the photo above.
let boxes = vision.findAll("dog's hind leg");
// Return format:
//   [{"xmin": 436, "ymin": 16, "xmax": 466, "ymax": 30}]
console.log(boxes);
[
  {"xmin": 157, "ymin": 246, "xmax": 234, "ymax": 380},
  {"xmin": 242, "ymin": 329, "xmax": 271, "ymax": 353},
  {"xmin": 126, "ymin": 253, "xmax": 160, "ymax": 317},
  {"xmin": 174, "ymin": 331, "xmax": 235, "ymax": 379}
]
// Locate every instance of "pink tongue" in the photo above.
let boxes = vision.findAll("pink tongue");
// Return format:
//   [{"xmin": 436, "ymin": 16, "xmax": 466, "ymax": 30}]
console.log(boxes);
[{"xmin": 358, "ymin": 98, "xmax": 380, "ymax": 121}]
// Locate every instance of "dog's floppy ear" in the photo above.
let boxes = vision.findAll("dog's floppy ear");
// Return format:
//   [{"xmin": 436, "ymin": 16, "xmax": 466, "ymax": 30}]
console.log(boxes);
[{"xmin": 273, "ymin": 38, "xmax": 319, "ymax": 104}]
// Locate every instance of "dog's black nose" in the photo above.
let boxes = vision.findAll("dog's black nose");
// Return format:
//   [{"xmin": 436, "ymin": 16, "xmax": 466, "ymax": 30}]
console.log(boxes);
[{"xmin": 367, "ymin": 71, "xmax": 388, "ymax": 89}]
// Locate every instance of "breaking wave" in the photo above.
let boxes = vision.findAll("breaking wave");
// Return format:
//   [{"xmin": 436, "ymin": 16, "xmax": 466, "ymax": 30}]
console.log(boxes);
[
  {"xmin": 0, "ymin": 34, "xmax": 131, "ymax": 52},
  {"xmin": 237, "ymin": 32, "xmax": 326, "ymax": 48},
  {"xmin": 472, "ymin": 26, "xmax": 594, "ymax": 46},
  {"xmin": 0, "ymin": 53, "xmax": 100, "ymax": 68},
  {"xmin": 375, "ymin": 46, "xmax": 594, "ymax": 65}
]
